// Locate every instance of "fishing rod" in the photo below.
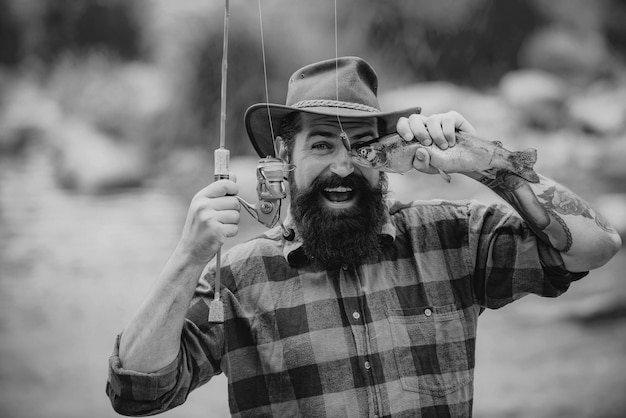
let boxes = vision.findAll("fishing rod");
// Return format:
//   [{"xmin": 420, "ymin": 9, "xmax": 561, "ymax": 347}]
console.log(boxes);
[
  {"xmin": 207, "ymin": 0, "xmax": 231, "ymax": 324},
  {"xmin": 208, "ymin": 0, "xmax": 294, "ymax": 323}
]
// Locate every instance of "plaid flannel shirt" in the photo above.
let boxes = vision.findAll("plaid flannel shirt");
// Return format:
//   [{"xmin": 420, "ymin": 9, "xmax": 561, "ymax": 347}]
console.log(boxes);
[{"xmin": 107, "ymin": 199, "xmax": 587, "ymax": 417}]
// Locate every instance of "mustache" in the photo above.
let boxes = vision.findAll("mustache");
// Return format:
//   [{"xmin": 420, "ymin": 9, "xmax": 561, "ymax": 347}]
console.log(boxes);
[{"xmin": 309, "ymin": 172, "xmax": 376, "ymax": 193}]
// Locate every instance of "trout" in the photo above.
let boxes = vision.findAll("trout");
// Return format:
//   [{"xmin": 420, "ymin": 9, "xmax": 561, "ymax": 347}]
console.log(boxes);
[{"xmin": 350, "ymin": 131, "xmax": 540, "ymax": 183}]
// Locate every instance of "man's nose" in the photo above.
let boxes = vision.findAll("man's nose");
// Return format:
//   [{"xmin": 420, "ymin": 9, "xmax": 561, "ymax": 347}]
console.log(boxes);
[{"xmin": 329, "ymin": 146, "xmax": 354, "ymax": 177}]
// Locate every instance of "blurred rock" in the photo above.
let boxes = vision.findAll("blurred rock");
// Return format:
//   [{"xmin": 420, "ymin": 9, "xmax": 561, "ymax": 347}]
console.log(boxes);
[
  {"xmin": 0, "ymin": 81, "xmax": 61, "ymax": 154},
  {"xmin": 380, "ymin": 82, "xmax": 516, "ymax": 139},
  {"xmin": 45, "ymin": 56, "xmax": 172, "ymax": 152},
  {"xmin": 49, "ymin": 118, "xmax": 148, "ymax": 194},
  {"xmin": 518, "ymin": 25, "xmax": 612, "ymax": 85},
  {"xmin": 567, "ymin": 82, "xmax": 626, "ymax": 135},
  {"xmin": 499, "ymin": 69, "xmax": 569, "ymax": 130},
  {"xmin": 120, "ymin": 64, "xmax": 171, "ymax": 121},
  {"xmin": 528, "ymin": 131, "xmax": 603, "ymax": 182}
]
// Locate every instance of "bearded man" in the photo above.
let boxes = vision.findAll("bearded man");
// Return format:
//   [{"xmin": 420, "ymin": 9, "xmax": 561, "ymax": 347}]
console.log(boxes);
[{"xmin": 107, "ymin": 57, "xmax": 621, "ymax": 417}]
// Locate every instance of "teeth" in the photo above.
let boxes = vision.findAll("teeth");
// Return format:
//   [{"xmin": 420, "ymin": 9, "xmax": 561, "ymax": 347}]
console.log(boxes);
[{"xmin": 324, "ymin": 187, "xmax": 352, "ymax": 193}]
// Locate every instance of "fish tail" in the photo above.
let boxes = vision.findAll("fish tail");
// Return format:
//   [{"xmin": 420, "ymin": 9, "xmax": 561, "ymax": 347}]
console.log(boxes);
[{"xmin": 508, "ymin": 149, "xmax": 540, "ymax": 183}]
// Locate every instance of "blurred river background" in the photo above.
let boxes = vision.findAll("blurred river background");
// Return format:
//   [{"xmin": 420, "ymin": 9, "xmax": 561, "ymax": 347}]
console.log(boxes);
[{"xmin": 1, "ymin": 0, "xmax": 626, "ymax": 417}]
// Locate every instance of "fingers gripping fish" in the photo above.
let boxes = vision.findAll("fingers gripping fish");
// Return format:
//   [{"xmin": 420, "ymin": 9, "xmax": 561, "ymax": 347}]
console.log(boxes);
[{"xmin": 350, "ymin": 131, "xmax": 540, "ymax": 183}]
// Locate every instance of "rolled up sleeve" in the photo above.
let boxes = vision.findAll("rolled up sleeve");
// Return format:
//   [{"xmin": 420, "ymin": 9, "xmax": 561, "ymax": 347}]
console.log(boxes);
[
  {"xmin": 469, "ymin": 201, "xmax": 589, "ymax": 309},
  {"xmin": 106, "ymin": 300, "xmax": 225, "ymax": 416},
  {"xmin": 106, "ymin": 334, "xmax": 182, "ymax": 415}
]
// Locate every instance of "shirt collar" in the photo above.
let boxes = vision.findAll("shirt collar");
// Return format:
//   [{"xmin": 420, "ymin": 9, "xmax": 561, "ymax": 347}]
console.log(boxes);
[{"xmin": 282, "ymin": 201, "xmax": 397, "ymax": 267}]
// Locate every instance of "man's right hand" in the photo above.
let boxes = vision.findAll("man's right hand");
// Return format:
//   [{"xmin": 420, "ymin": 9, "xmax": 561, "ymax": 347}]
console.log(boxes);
[
  {"xmin": 175, "ymin": 179, "xmax": 241, "ymax": 264},
  {"xmin": 118, "ymin": 178, "xmax": 240, "ymax": 374}
]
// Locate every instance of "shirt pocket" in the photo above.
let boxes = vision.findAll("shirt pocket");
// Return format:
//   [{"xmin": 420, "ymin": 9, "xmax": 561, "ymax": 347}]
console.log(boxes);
[{"xmin": 386, "ymin": 304, "xmax": 473, "ymax": 397}]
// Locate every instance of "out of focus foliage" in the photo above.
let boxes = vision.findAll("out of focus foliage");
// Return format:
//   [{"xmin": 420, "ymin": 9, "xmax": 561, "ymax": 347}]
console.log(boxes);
[
  {"xmin": 360, "ymin": 0, "xmax": 546, "ymax": 86},
  {"xmin": 0, "ymin": 0, "xmax": 148, "ymax": 68},
  {"xmin": 606, "ymin": 0, "xmax": 626, "ymax": 58},
  {"xmin": 0, "ymin": 0, "xmax": 20, "ymax": 66},
  {"xmin": 38, "ymin": 0, "xmax": 147, "ymax": 62}
]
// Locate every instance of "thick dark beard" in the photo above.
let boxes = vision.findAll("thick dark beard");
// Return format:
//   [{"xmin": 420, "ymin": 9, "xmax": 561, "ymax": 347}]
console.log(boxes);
[{"xmin": 290, "ymin": 172, "xmax": 387, "ymax": 269}]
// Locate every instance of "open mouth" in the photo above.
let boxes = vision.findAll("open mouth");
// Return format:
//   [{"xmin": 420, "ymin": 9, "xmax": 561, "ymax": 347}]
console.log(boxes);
[{"xmin": 321, "ymin": 186, "xmax": 357, "ymax": 208}]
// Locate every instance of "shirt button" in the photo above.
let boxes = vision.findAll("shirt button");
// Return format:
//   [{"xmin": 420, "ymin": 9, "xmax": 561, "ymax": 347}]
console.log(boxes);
[
  {"xmin": 352, "ymin": 311, "xmax": 361, "ymax": 320},
  {"xmin": 342, "ymin": 264, "xmax": 348, "ymax": 271},
  {"xmin": 364, "ymin": 361, "xmax": 371, "ymax": 370},
  {"xmin": 424, "ymin": 308, "xmax": 432, "ymax": 317}
]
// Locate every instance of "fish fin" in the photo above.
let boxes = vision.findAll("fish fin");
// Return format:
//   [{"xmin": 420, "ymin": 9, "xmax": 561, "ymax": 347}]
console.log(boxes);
[
  {"xmin": 437, "ymin": 168, "xmax": 452, "ymax": 183},
  {"xmin": 509, "ymin": 148, "xmax": 540, "ymax": 183}
]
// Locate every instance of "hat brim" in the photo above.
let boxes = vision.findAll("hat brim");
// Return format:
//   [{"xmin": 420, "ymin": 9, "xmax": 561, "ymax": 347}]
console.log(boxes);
[{"xmin": 244, "ymin": 103, "xmax": 422, "ymax": 158}]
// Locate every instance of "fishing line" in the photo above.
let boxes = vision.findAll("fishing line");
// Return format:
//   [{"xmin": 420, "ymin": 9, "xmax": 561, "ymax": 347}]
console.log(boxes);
[
  {"xmin": 257, "ymin": 0, "xmax": 276, "ymax": 152},
  {"xmin": 256, "ymin": 0, "xmax": 294, "ymax": 240},
  {"xmin": 334, "ymin": 0, "xmax": 349, "ymax": 150}
]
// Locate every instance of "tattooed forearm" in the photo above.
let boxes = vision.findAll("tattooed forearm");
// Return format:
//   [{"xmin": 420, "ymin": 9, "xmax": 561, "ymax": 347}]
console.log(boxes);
[
  {"xmin": 476, "ymin": 170, "xmax": 573, "ymax": 251},
  {"xmin": 468, "ymin": 166, "xmax": 621, "ymax": 270}
]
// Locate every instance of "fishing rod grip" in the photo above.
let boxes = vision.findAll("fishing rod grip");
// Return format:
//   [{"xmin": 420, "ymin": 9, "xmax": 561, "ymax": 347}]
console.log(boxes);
[
  {"xmin": 214, "ymin": 148, "xmax": 230, "ymax": 181},
  {"xmin": 209, "ymin": 147, "xmax": 229, "ymax": 324}
]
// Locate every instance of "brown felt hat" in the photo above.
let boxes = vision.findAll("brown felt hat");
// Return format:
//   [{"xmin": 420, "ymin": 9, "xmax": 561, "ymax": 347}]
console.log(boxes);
[{"xmin": 244, "ymin": 56, "xmax": 422, "ymax": 158}]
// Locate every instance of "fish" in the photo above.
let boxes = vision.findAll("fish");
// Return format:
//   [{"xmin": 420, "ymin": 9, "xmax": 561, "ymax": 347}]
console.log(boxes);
[{"xmin": 350, "ymin": 131, "xmax": 540, "ymax": 183}]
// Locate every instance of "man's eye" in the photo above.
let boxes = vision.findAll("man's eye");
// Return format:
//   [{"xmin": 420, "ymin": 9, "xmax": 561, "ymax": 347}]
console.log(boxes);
[{"xmin": 311, "ymin": 142, "xmax": 332, "ymax": 151}]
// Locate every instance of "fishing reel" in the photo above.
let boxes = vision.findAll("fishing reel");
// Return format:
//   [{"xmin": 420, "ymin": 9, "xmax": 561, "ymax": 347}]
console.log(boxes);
[{"xmin": 236, "ymin": 157, "xmax": 296, "ymax": 239}]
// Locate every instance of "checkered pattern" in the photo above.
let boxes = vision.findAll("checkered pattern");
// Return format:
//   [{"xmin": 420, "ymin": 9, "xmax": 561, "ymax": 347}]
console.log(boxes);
[{"xmin": 107, "ymin": 199, "xmax": 587, "ymax": 417}]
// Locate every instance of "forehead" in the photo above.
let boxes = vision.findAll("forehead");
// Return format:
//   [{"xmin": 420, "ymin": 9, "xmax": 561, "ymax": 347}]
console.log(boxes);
[{"xmin": 301, "ymin": 113, "xmax": 378, "ymax": 132}]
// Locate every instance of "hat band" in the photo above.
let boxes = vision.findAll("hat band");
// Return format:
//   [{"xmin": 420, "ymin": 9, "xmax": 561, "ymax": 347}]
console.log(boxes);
[{"xmin": 292, "ymin": 99, "xmax": 379, "ymax": 113}]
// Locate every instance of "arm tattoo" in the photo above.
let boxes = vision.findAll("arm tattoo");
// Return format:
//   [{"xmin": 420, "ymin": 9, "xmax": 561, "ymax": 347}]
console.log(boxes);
[
  {"xmin": 477, "ymin": 170, "xmax": 573, "ymax": 252},
  {"xmin": 537, "ymin": 185, "xmax": 618, "ymax": 233},
  {"xmin": 536, "ymin": 186, "xmax": 593, "ymax": 218},
  {"xmin": 473, "ymin": 167, "xmax": 619, "ymax": 257}
]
